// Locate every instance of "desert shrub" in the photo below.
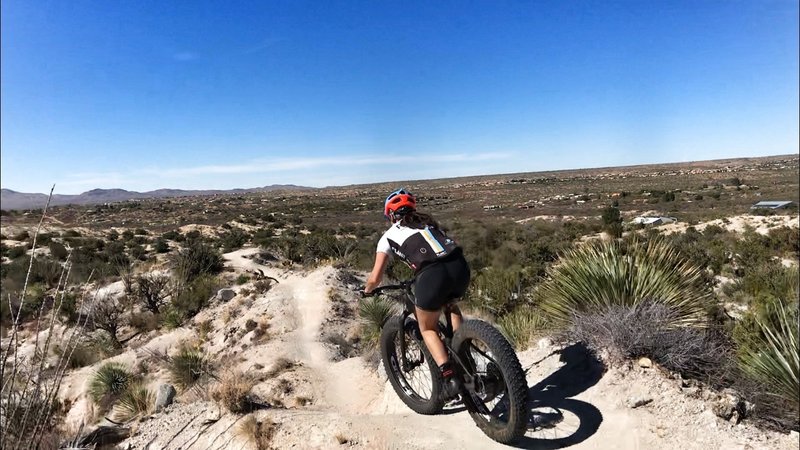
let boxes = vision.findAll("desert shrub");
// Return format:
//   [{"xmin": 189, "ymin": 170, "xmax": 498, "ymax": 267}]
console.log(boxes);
[
  {"xmin": 171, "ymin": 240, "xmax": 224, "ymax": 283},
  {"xmin": 467, "ymin": 266, "xmax": 530, "ymax": 316},
  {"xmin": 235, "ymin": 274, "xmax": 250, "ymax": 285},
  {"xmin": 358, "ymin": 295, "xmax": 397, "ymax": 348},
  {"xmin": 130, "ymin": 244, "xmax": 147, "ymax": 261},
  {"xmin": 48, "ymin": 241, "xmax": 69, "ymax": 260},
  {"xmin": 161, "ymin": 230, "xmax": 182, "ymax": 241},
  {"xmin": 168, "ymin": 345, "xmax": 211, "ymax": 390},
  {"xmin": 218, "ymin": 228, "xmax": 250, "ymax": 252},
  {"xmin": 161, "ymin": 305, "xmax": 184, "ymax": 329},
  {"xmin": 113, "ymin": 383, "xmax": 154, "ymax": 422},
  {"xmin": 237, "ymin": 415, "xmax": 277, "ymax": 450},
  {"xmin": 7, "ymin": 245, "xmax": 27, "ymax": 259},
  {"xmin": 567, "ymin": 301, "xmax": 733, "ymax": 379},
  {"xmin": 252, "ymin": 227, "xmax": 274, "ymax": 248},
  {"xmin": 153, "ymin": 238, "xmax": 170, "ymax": 253},
  {"xmin": 601, "ymin": 205, "xmax": 623, "ymax": 238},
  {"xmin": 92, "ymin": 295, "xmax": 126, "ymax": 347},
  {"xmin": 13, "ymin": 230, "xmax": 30, "ymax": 241},
  {"xmin": 211, "ymin": 371, "xmax": 256, "ymax": 413},
  {"xmin": 134, "ymin": 228, "xmax": 148, "ymax": 236},
  {"xmin": 53, "ymin": 339, "xmax": 100, "ymax": 369},
  {"xmin": 171, "ymin": 274, "xmax": 220, "ymax": 319},
  {"xmin": 88, "ymin": 363, "xmax": 132, "ymax": 403},
  {"xmin": 737, "ymin": 300, "xmax": 799, "ymax": 428},
  {"xmin": 539, "ymin": 237, "xmax": 711, "ymax": 327},
  {"xmin": 497, "ymin": 307, "xmax": 549, "ymax": 350},
  {"xmin": 129, "ymin": 311, "xmax": 161, "ymax": 333},
  {"xmin": 134, "ymin": 273, "xmax": 170, "ymax": 313},
  {"xmin": 253, "ymin": 279, "xmax": 274, "ymax": 295}
]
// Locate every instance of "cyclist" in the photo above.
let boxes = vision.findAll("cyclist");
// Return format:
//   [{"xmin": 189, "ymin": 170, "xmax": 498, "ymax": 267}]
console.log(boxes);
[{"xmin": 364, "ymin": 188, "xmax": 470, "ymax": 401}]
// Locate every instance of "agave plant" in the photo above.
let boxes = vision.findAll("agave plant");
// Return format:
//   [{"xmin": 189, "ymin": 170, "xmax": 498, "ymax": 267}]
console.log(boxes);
[
  {"xmin": 168, "ymin": 346, "xmax": 210, "ymax": 390},
  {"xmin": 358, "ymin": 295, "xmax": 397, "ymax": 347},
  {"xmin": 538, "ymin": 237, "xmax": 711, "ymax": 327},
  {"xmin": 497, "ymin": 307, "xmax": 549, "ymax": 350},
  {"xmin": 88, "ymin": 363, "xmax": 132, "ymax": 403},
  {"xmin": 738, "ymin": 301, "xmax": 799, "ymax": 414},
  {"xmin": 113, "ymin": 383, "xmax": 154, "ymax": 422}
]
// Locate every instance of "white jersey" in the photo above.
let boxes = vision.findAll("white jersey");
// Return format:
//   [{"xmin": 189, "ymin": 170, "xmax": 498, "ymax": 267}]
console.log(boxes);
[{"xmin": 376, "ymin": 222, "xmax": 459, "ymax": 271}]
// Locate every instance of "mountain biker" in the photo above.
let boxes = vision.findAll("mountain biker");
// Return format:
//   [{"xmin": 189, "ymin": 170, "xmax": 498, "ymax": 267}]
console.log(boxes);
[{"xmin": 364, "ymin": 188, "xmax": 470, "ymax": 401}]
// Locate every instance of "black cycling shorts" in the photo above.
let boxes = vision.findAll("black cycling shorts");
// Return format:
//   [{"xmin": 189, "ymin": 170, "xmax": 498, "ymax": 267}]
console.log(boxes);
[{"xmin": 413, "ymin": 250, "xmax": 471, "ymax": 311}]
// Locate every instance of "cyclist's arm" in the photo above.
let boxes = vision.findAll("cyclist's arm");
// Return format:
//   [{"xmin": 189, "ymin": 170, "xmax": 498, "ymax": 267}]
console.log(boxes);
[{"xmin": 365, "ymin": 251, "xmax": 390, "ymax": 294}]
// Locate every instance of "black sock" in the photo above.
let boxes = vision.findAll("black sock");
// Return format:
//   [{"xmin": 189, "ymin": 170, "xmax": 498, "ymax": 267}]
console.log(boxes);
[{"xmin": 439, "ymin": 361, "xmax": 455, "ymax": 379}]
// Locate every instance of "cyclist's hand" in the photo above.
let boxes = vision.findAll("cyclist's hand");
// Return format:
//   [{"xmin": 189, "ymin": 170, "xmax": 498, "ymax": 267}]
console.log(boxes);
[{"xmin": 356, "ymin": 285, "xmax": 373, "ymax": 298}]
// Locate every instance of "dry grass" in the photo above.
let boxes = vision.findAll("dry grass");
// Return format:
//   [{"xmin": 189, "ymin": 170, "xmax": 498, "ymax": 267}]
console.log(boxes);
[
  {"xmin": 263, "ymin": 357, "xmax": 297, "ymax": 378},
  {"xmin": 236, "ymin": 414, "xmax": 277, "ymax": 450},
  {"xmin": 211, "ymin": 371, "xmax": 256, "ymax": 413}
]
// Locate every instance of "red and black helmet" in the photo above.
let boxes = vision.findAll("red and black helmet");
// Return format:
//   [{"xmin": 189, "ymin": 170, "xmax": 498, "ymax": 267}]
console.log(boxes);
[{"xmin": 384, "ymin": 188, "xmax": 416, "ymax": 220}]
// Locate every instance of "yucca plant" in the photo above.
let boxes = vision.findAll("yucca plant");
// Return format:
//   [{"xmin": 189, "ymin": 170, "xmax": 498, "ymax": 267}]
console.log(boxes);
[
  {"xmin": 88, "ymin": 362, "xmax": 132, "ymax": 403},
  {"xmin": 358, "ymin": 296, "xmax": 397, "ymax": 348},
  {"xmin": 738, "ymin": 301, "xmax": 799, "ymax": 417},
  {"xmin": 113, "ymin": 383, "xmax": 154, "ymax": 422},
  {"xmin": 168, "ymin": 346, "xmax": 210, "ymax": 390},
  {"xmin": 538, "ymin": 237, "xmax": 711, "ymax": 327},
  {"xmin": 497, "ymin": 307, "xmax": 549, "ymax": 350}
]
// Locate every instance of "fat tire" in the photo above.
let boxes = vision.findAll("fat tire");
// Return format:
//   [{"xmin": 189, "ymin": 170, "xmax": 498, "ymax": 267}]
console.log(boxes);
[
  {"xmin": 380, "ymin": 315, "xmax": 445, "ymax": 415},
  {"xmin": 452, "ymin": 319, "xmax": 529, "ymax": 444}
]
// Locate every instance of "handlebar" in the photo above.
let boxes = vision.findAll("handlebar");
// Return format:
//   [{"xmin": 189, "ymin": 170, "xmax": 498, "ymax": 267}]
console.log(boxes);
[{"xmin": 361, "ymin": 280, "xmax": 414, "ymax": 297}]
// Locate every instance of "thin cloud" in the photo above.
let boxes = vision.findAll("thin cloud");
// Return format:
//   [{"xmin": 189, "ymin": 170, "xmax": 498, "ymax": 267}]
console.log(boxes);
[
  {"xmin": 243, "ymin": 38, "xmax": 284, "ymax": 54},
  {"xmin": 148, "ymin": 152, "xmax": 512, "ymax": 177},
  {"xmin": 173, "ymin": 52, "xmax": 199, "ymax": 62}
]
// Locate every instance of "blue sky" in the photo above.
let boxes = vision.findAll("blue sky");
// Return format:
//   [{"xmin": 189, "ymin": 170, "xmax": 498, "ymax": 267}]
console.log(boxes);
[{"xmin": 2, "ymin": 1, "xmax": 798, "ymax": 194}]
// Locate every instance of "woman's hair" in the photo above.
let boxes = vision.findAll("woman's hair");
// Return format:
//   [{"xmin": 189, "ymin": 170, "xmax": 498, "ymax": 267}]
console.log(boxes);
[{"xmin": 399, "ymin": 210, "xmax": 440, "ymax": 229}]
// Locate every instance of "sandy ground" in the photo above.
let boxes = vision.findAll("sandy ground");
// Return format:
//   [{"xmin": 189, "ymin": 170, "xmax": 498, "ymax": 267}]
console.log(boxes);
[{"xmin": 658, "ymin": 214, "xmax": 798, "ymax": 235}]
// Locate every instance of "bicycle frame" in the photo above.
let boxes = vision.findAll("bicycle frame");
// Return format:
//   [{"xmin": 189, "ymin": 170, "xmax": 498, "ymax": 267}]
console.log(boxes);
[{"xmin": 369, "ymin": 281, "xmax": 491, "ymax": 414}]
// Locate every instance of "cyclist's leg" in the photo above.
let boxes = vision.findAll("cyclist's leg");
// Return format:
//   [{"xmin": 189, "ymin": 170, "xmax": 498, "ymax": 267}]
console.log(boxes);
[
  {"xmin": 449, "ymin": 304, "xmax": 464, "ymax": 331},
  {"xmin": 416, "ymin": 306, "xmax": 448, "ymax": 366}
]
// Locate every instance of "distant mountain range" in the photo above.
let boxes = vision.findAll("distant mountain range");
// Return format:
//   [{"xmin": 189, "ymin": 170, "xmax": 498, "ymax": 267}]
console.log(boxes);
[{"xmin": 0, "ymin": 185, "xmax": 314, "ymax": 210}]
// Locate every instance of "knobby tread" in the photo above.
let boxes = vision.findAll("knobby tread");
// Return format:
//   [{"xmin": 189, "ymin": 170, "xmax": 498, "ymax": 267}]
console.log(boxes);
[
  {"xmin": 452, "ymin": 319, "xmax": 529, "ymax": 444},
  {"xmin": 380, "ymin": 315, "xmax": 445, "ymax": 415}
]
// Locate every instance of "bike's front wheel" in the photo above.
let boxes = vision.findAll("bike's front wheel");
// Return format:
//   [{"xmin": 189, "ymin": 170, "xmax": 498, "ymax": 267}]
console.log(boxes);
[
  {"xmin": 452, "ymin": 319, "xmax": 529, "ymax": 444},
  {"xmin": 380, "ymin": 315, "xmax": 445, "ymax": 415}
]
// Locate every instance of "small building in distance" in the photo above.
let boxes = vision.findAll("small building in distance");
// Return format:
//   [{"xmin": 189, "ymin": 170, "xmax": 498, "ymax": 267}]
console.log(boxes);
[
  {"xmin": 631, "ymin": 216, "xmax": 677, "ymax": 226},
  {"xmin": 750, "ymin": 201, "xmax": 794, "ymax": 210}
]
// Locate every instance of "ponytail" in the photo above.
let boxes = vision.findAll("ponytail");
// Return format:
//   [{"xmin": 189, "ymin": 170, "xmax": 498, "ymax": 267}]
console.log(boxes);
[{"xmin": 400, "ymin": 211, "xmax": 440, "ymax": 229}]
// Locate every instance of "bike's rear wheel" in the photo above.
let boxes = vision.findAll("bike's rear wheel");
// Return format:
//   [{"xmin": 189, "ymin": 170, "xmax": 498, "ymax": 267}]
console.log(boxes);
[
  {"xmin": 380, "ymin": 315, "xmax": 445, "ymax": 415},
  {"xmin": 452, "ymin": 319, "xmax": 528, "ymax": 444}
]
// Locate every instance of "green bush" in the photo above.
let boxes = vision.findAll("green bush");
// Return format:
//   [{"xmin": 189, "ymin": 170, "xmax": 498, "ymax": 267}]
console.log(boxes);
[
  {"xmin": 737, "ymin": 301, "xmax": 799, "ymax": 423},
  {"xmin": 113, "ymin": 383, "xmax": 153, "ymax": 422},
  {"xmin": 171, "ymin": 275, "xmax": 220, "ymax": 319},
  {"xmin": 89, "ymin": 362, "xmax": 132, "ymax": 403},
  {"xmin": 539, "ymin": 237, "xmax": 711, "ymax": 327},
  {"xmin": 48, "ymin": 241, "xmax": 69, "ymax": 260},
  {"xmin": 171, "ymin": 241, "xmax": 224, "ymax": 283},
  {"xmin": 218, "ymin": 228, "xmax": 250, "ymax": 253},
  {"xmin": 168, "ymin": 346, "xmax": 211, "ymax": 390},
  {"xmin": 358, "ymin": 296, "xmax": 397, "ymax": 349},
  {"xmin": 497, "ymin": 307, "xmax": 549, "ymax": 350}
]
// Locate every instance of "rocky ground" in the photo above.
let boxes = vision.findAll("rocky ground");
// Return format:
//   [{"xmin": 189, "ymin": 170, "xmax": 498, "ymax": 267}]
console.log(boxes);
[{"xmin": 32, "ymin": 247, "xmax": 798, "ymax": 449}]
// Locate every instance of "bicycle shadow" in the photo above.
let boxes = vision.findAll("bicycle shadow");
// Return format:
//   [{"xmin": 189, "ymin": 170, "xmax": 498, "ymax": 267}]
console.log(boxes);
[{"xmin": 513, "ymin": 342, "xmax": 606, "ymax": 449}]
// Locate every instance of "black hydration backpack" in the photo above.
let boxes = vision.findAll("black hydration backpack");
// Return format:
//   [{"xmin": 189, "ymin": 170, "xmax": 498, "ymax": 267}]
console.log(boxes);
[{"xmin": 392, "ymin": 226, "xmax": 459, "ymax": 271}]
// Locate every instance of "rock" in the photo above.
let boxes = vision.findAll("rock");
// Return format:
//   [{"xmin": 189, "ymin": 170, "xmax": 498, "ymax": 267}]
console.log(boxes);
[
  {"xmin": 712, "ymin": 389, "xmax": 750, "ymax": 422},
  {"xmin": 154, "ymin": 384, "xmax": 177, "ymax": 412},
  {"xmin": 626, "ymin": 396, "xmax": 653, "ymax": 408},
  {"xmin": 638, "ymin": 357, "xmax": 653, "ymax": 368},
  {"xmin": 217, "ymin": 289, "xmax": 236, "ymax": 302},
  {"xmin": 683, "ymin": 386, "xmax": 701, "ymax": 398},
  {"xmin": 202, "ymin": 404, "xmax": 221, "ymax": 424}
]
